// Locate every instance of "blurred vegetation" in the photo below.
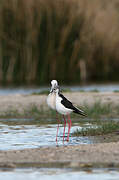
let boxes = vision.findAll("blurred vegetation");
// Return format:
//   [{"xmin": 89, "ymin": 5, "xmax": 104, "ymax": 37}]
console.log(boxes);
[{"xmin": 0, "ymin": 0, "xmax": 119, "ymax": 85}]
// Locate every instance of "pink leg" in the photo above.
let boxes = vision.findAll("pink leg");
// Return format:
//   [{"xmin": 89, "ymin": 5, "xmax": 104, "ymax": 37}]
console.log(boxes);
[
  {"xmin": 63, "ymin": 115, "xmax": 66, "ymax": 142},
  {"xmin": 56, "ymin": 112, "xmax": 60, "ymax": 142},
  {"xmin": 67, "ymin": 114, "xmax": 72, "ymax": 142},
  {"xmin": 67, "ymin": 116, "xmax": 70, "ymax": 142}
]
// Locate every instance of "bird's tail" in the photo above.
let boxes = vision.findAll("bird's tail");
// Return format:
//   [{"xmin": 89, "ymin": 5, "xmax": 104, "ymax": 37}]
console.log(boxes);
[{"xmin": 73, "ymin": 107, "xmax": 86, "ymax": 116}]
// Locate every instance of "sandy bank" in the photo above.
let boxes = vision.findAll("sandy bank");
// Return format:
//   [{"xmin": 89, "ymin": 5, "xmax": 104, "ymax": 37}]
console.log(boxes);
[
  {"xmin": 0, "ymin": 142, "xmax": 119, "ymax": 168},
  {"xmin": 0, "ymin": 92, "xmax": 118, "ymax": 114}
]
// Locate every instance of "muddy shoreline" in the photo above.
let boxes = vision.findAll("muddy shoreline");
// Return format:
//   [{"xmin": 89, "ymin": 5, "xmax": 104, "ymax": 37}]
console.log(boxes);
[
  {"xmin": 0, "ymin": 92, "xmax": 119, "ymax": 168},
  {"xmin": 0, "ymin": 142, "xmax": 119, "ymax": 168}
]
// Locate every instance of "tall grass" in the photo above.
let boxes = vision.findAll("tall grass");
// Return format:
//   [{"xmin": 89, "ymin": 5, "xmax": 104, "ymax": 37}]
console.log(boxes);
[{"xmin": 0, "ymin": 0, "xmax": 119, "ymax": 85}]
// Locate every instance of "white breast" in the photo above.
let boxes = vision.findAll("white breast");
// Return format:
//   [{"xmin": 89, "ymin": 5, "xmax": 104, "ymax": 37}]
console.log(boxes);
[{"xmin": 47, "ymin": 93, "xmax": 56, "ymax": 110}]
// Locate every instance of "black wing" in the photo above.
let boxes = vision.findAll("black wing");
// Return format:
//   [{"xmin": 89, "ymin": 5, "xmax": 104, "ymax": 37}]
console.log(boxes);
[
  {"xmin": 59, "ymin": 93, "xmax": 75, "ymax": 110},
  {"xmin": 59, "ymin": 93, "xmax": 86, "ymax": 116}
]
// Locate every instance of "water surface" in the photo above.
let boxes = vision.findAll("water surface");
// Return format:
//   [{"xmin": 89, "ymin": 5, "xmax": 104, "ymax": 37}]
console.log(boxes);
[
  {"xmin": 0, "ymin": 121, "xmax": 95, "ymax": 150},
  {"xmin": 0, "ymin": 84, "xmax": 119, "ymax": 95},
  {"xmin": 0, "ymin": 168, "xmax": 119, "ymax": 180},
  {"xmin": 0, "ymin": 119, "xmax": 117, "ymax": 150}
]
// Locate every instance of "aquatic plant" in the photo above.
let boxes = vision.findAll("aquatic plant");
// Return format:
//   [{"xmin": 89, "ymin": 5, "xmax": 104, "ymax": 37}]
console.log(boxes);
[{"xmin": 73, "ymin": 121, "xmax": 119, "ymax": 136}]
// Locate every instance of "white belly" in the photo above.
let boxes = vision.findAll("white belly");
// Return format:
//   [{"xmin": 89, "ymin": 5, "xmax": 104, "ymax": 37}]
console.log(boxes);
[
  {"xmin": 56, "ymin": 96, "xmax": 72, "ymax": 115},
  {"xmin": 47, "ymin": 93, "xmax": 56, "ymax": 110}
]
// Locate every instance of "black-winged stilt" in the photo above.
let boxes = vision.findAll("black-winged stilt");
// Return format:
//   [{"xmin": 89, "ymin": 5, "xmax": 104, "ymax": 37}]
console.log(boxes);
[
  {"xmin": 47, "ymin": 80, "xmax": 86, "ymax": 142},
  {"xmin": 55, "ymin": 85, "xmax": 86, "ymax": 142}
]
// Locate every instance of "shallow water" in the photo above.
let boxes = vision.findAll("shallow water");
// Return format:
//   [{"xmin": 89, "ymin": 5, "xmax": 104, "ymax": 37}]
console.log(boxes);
[
  {"xmin": 0, "ymin": 121, "xmax": 96, "ymax": 150},
  {"xmin": 0, "ymin": 119, "xmax": 117, "ymax": 150},
  {"xmin": 0, "ymin": 168, "xmax": 119, "ymax": 180},
  {"xmin": 0, "ymin": 84, "xmax": 119, "ymax": 95}
]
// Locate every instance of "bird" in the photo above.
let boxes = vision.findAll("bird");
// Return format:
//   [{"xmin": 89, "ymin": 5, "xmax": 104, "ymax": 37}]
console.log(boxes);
[
  {"xmin": 47, "ymin": 80, "xmax": 86, "ymax": 142},
  {"xmin": 54, "ymin": 85, "xmax": 86, "ymax": 142},
  {"xmin": 47, "ymin": 80, "xmax": 61, "ymax": 142}
]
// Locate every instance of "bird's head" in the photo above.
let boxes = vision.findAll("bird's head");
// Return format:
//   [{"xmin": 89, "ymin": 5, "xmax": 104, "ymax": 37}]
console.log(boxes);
[{"xmin": 50, "ymin": 80, "xmax": 59, "ymax": 93}]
